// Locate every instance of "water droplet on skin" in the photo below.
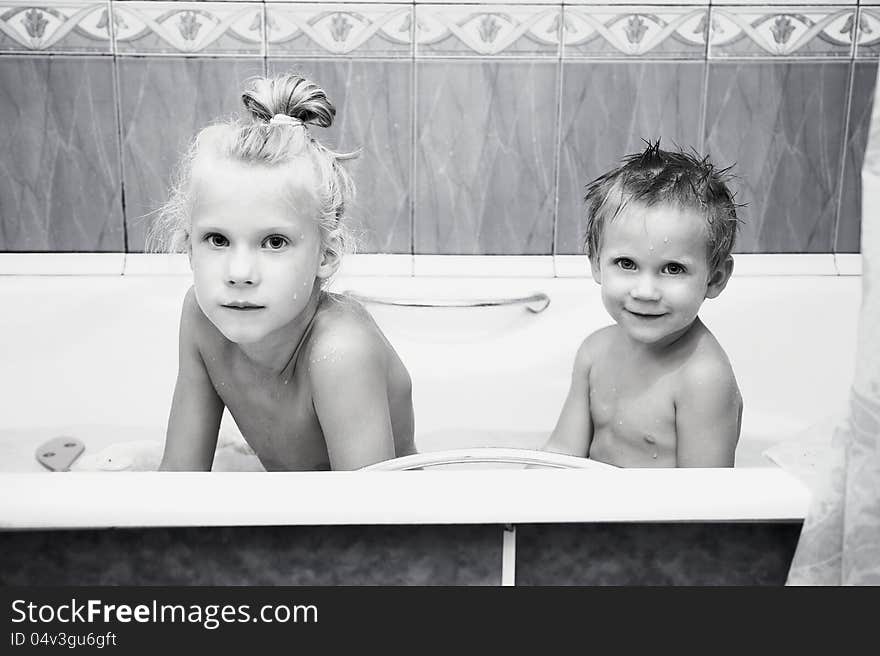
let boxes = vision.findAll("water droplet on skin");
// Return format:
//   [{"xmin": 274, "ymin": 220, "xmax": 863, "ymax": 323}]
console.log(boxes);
[
  {"xmin": 652, "ymin": 453, "xmax": 658, "ymax": 459},
  {"xmin": 649, "ymin": 245, "xmax": 654, "ymax": 251},
  {"xmin": 618, "ymin": 420, "xmax": 623, "ymax": 426},
  {"xmin": 644, "ymin": 435, "xmax": 656, "ymax": 445},
  {"xmin": 663, "ymin": 237, "xmax": 669, "ymax": 243}
]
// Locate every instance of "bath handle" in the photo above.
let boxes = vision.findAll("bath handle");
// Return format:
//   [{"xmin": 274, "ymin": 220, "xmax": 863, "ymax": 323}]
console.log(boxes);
[
  {"xmin": 360, "ymin": 448, "xmax": 617, "ymax": 471},
  {"xmin": 343, "ymin": 291, "xmax": 550, "ymax": 314}
]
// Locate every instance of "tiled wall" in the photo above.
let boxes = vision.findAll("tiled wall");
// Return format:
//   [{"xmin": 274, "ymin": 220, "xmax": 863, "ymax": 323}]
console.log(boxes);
[{"xmin": 0, "ymin": 1, "xmax": 876, "ymax": 254}]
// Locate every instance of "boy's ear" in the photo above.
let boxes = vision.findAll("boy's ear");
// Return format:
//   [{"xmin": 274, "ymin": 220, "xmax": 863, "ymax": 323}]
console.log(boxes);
[
  {"xmin": 705, "ymin": 255, "xmax": 734, "ymax": 299},
  {"xmin": 316, "ymin": 234, "xmax": 342, "ymax": 280},
  {"xmin": 589, "ymin": 256, "xmax": 602, "ymax": 283}
]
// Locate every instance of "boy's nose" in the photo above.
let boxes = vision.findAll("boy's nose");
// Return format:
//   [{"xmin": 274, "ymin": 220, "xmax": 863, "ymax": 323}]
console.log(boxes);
[
  {"xmin": 225, "ymin": 249, "xmax": 259, "ymax": 286},
  {"xmin": 630, "ymin": 274, "xmax": 661, "ymax": 301}
]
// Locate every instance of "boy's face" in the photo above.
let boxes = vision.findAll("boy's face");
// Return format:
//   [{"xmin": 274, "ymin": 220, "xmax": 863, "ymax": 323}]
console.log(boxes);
[
  {"xmin": 590, "ymin": 201, "xmax": 732, "ymax": 348},
  {"xmin": 188, "ymin": 157, "xmax": 337, "ymax": 345}
]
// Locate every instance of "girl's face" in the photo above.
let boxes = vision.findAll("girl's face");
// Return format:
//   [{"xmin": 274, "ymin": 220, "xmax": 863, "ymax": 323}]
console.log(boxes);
[
  {"xmin": 188, "ymin": 157, "xmax": 335, "ymax": 345},
  {"xmin": 591, "ymin": 201, "xmax": 730, "ymax": 348}
]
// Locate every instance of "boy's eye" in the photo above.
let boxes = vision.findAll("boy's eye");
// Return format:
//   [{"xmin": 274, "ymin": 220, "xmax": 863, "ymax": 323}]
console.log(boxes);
[
  {"xmin": 615, "ymin": 258, "xmax": 636, "ymax": 271},
  {"xmin": 205, "ymin": 233, "xmax": 228, "ymax": 248},
  {"xmin": 663, "ymin": 263, "xmax": 686, "ymax": 275},
  {"xmin": 263, "ymin": 235, "xmax": 289, "ymax": 250}
]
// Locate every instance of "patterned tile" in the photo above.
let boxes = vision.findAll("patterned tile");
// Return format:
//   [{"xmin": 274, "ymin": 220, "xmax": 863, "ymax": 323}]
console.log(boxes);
[
  {"xmin": 0, "ymin": 57, "xmax": 123, "ymax": 251},
  {"xmin": 112, "ymin": 1, "xmax": 263, "ymax": 55},
  {"xmin": 266, "ymin": 3, "xmax": 411, "ymax": 58},
  {"xmin": 555, "ymin": 61, "xmax": 705, "ymax": 255},
  {"xmin": 118, "ymin": 57, "xmax": 265, "ymax": 252},
  {"xmin": 414, "ymin": 61, "xmax": 558, "ymax": 254},
  {"xmin": 0, "ymin": 1, "xmax": 111, "ymax": 53},
  {"xmin": 269, "ymin": 59, "xmax": 412, "ymax": 253},
  {"xmin": 562, "ymin": 4, "xmax": 709, "ymax": 60},
  {"xmin": 704, "ymin": 62, "xmax": 849, "ymax": 253},
  {"xmin": 855, "ymin": 7, "xmax": 880, "ymax": 59},
  {"xmin": 415, "ymin": 4, "xmax": 561, "ymax": 58},
  {"xmin": 836, "ymin": 61, "xmax": 877, "ymax": 253},
  {"xmin": 708, "ymin": 5, "xmax": 856, "ymax": 58}
]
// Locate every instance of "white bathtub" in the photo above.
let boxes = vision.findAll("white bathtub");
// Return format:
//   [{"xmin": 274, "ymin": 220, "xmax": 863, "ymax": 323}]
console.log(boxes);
[{"xmin": 0, "ymin": 254, "xmax": 861, "ymax": 528}]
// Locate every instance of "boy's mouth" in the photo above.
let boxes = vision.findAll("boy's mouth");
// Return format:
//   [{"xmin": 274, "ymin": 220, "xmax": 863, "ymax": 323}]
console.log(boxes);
[
  {"xmin": 222, "ymin": 302, "xmax": 265, "ymax": 311},
  {"xmin": 625, "ymin": 309, "xmax": 665, "ymax": 319}
]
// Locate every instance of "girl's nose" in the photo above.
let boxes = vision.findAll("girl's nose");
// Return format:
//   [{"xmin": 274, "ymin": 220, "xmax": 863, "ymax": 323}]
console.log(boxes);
[
  {"xmin": 225, "ymin": 249, "xmax": 259, "ymax": 286},
  {"xmin": 630, "ymin": 274, "xmax": 661, "ymax": 301}
]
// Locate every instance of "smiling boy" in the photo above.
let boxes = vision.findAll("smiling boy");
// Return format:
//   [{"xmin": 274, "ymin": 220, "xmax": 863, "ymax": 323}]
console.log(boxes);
[{"xmin": 544, "ymin": 142, "xmax": 743, "ymax": 467}]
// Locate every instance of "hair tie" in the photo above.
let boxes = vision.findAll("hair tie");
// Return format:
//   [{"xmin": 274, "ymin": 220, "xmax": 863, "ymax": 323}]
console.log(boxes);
[{"xmin": 268, "ymin": 114, "xmax": 304, "ymax": 128}]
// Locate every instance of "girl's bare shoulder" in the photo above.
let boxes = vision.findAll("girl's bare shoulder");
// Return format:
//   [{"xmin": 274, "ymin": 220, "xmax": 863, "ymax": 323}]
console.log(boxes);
[{"xmin": 305, "ymin": 293, "xmax": 390, "ymax": 364}]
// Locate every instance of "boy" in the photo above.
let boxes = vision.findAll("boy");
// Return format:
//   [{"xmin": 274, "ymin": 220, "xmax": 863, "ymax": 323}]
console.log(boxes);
[{"xmin": 544, "ymin": 142, "xmax": 743, "ymax": 467}]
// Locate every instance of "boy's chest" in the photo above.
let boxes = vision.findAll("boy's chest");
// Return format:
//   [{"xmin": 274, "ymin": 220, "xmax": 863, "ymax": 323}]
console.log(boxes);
[{"xmin": 589, "ymin": 359, "xmax": 677, "ymax": 448}]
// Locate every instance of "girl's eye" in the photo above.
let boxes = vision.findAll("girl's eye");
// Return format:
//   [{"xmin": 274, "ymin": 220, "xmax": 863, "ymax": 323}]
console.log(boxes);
[
  {"xmin": 206, "ymin": 233, "xmax": 228, "ymax": 248},
  {"xmin": 664, "ymin": 263, "xmax": 686, "ymax": 275},
  {"xmin": 263, "ymin": 235, "xmax": 289, "ymax": 250},
  {"xmin": 616, "ymin": 258, "xmax": 636, "ymax": 271}
]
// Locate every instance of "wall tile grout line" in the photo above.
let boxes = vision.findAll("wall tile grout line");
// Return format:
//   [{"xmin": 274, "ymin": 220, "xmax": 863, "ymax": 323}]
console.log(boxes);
[
  {"xmin": 109, "ymin": 0, "xmax": 130, "ymax": 254},
  {"xmin": 410, "ymin": 2, "xmax": 417, "ymax": 262},
  {"xmin": 832, "ymin": 11, "xmax": 861, "ymax": 257},
  {"xmin": 550, "ymin": 5, "xmax": 565, "ymax": 262}
]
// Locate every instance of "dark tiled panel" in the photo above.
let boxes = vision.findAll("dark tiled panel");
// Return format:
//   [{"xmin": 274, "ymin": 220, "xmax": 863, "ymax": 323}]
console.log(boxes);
[
  {"xmin": 415, "ymin": 61, "xmax": 558, "ymax": 255},
  {"xmin": 0, "ymin": 525, "xmax": 502, "ymax": 585},
  {"xmin": 837, "ymin": 61, "xmax": 878, "ymax": 253},
  {"xmin": 0, "ymin": 57, "xmax": 123, "ymax": 251},
  {"xmin": 118, "ymin": 57, "xmax": 265, "ymax": 252},
  {"xmin": 555, "ymin": 61, "xmax": 705, "ymax": 255},
  {"xmin": 515, "ymin": 522, "xmax": 802, "ymax": 585},
  {"xmin": 705, "ymin": 62, "xmax": 849, "ymax": 253},
  {"xmin": 269, "ymin": 59, "xmax": 412, "ymax": 253}
]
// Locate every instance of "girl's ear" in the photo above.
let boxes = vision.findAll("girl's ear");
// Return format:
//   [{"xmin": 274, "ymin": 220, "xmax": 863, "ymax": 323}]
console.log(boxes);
[
  {"xmin": 705, "ymin": 255, "xmax": 734, "ymax": 299},
  {"xmin": 316, "ymin": 233, "xmax": 343, "ymax": 280}
]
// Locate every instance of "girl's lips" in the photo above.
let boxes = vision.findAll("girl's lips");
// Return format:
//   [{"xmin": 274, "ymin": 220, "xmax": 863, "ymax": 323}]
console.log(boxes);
[{"xmin": 222, "ymin": 303, "xmax": 265, "ymax": 311}]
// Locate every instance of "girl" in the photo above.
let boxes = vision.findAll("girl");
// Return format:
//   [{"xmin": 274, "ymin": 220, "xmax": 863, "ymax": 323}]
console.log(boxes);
[{"xmin": 151, "ymin": 73, "xmax": 416, "ymax": 471}]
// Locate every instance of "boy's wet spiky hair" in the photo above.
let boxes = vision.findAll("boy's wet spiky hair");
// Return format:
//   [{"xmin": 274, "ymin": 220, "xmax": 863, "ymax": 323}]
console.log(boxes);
[{"xmin": 584, "ymin": 140, "xmax": 741, "ymax": 271}]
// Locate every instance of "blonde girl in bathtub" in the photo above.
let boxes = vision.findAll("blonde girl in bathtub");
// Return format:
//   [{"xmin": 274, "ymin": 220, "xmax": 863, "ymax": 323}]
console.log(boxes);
[
  {"xmin": 150, "ymin": 73, "xmax": 416, "ymax": 471},
  {"xmin": 543, "ymin": 142, "xmax": 743, "ymax": 468}
]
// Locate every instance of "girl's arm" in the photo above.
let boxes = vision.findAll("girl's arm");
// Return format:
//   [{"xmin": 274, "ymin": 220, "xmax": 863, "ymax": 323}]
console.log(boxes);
[
  {"xmin": 309, "ymin": 333, "xmax": 396, "ymax": 470},
  {"xmin": 543, "ymin": 338, "xmax": 595, "ymax": 457},
  {"xmin": 159, "ymin": 288, "xmax": 224, "ymax": 471}
]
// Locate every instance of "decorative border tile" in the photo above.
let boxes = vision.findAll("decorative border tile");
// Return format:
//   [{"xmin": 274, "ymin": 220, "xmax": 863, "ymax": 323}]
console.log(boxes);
[
  {"xmin": 562, "ymin": 4, "xmax": 709, "ymax": 60},
  {"xmin": 414, "ymin": 4, "xmax": 561, "ymax": 58},
  {"xmin": 112, "ymin": 1, "xmax": 263, "ymax": 55},
  {"xmin": 0, "ymin": 253, "xmax": 855, "ymax": 277},
  {"xmin": 834, "ymin": 253, "xmax": 862, "ymax": 275},
  {"xmin": 708, "ymin": 6, "xmax": 856, "ymax": 58},
  {"xmin": 0, "ymin": 253, "xmax": 125, "ymax": 275},
  {"xmin": 855, "ymin": 7, "xmax": 880, "ymax": 59},
  {"xmin": 266, "ymin": 3, "xmax": 411, "ymax": 58},
  {"xmin": 0, "ymin": 1, "xmax": 111, "ymax": 53}
]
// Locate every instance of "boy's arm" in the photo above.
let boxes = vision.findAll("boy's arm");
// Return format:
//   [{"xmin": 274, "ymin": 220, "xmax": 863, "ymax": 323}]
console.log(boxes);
[
  {"xmin": 543, "ymin": 339, "xmax": 595, "ymax": 457},
  {"xmin": 309, "ymin": 334, "xmax": 396, "ymax": 471},
  {"xmin": 159, "ymin": 288, "xmax": 224, "ymax": 471},
  {"xmin": 674, "ymin": 358, "xmax": 742, "ymax": 467}
]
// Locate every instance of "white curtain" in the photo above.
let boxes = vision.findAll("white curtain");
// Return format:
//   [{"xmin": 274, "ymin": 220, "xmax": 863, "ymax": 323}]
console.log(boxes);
[{"xmin": 786, "ymin": 67, "xmax": 880, "ymax": 585}]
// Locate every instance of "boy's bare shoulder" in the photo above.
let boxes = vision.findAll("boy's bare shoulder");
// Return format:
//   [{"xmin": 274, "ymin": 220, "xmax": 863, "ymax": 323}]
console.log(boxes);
[
  {"xmin": 573, "ymin": 325, "xmax": 618, "ymax": 373},
  {"xmin": 676, "ymin": 326, "xmax": 739, "ymax": 396}
]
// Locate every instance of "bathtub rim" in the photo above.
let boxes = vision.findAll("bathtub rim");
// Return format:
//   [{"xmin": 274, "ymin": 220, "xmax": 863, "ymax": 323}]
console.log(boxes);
[{"xmin": 0, "ymin": 468, "xmax": 810, "ymax": 530}]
